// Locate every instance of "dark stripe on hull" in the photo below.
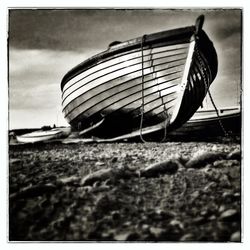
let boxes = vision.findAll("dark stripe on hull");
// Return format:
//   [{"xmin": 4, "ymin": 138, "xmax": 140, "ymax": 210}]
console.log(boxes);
[
  {"xmin": 62, "ymin": 45, "xmax": 189, "ymax": 99},
  {"xmin": 62, "ymin": 42, "xmax": 189, "ymax": 137},
  {"xmin": 62, "ymin": 47, "xmax": 188, "ymax": 109},
  {"xmin": 61, "ymin": 27, "xmax": 195, "ymax": 90},
  {"xmin": 63, "ymin": 61, "xmax": 185, "ymax": 113},
  {"xmin": 64, "ymin": 75, "xmax": 181, "ymax": 120}
]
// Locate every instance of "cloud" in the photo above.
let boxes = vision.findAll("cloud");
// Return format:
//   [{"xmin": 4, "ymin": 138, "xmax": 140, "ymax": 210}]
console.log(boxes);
[
  {"xmin": 205, "ymin": 9, "xmax": 241, "ymax": 40},
  {"xmin": 9, "ymin": 48, "xmax": 100, "ymax": 128},
  {"xmin": 9, "ymin": 108, "xmax": 69, "ymax": 129},
  {"xmin": 9, "ymin": 47, "xmax": 99, "ymax": 88},
  {"xmin": 8, "ymin": 9, "xmax": 211, "ymax": 51}
]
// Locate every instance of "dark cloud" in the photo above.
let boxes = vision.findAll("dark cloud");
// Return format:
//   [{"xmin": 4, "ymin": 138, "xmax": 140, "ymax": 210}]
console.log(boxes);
[
  {"xmin": 215, "ymin": 25, "xmax": 241, "ymax": 40},
  {"xmin": 8, "ymin": 9, "xmax": 224, "ymax": 51},
  {"xmin": 9, "ymin": 9, "xmax": 242, "ymax": 54},
  {"xmin": 208, "ymin": 10, "xmax": 241, "ymax": 40}
]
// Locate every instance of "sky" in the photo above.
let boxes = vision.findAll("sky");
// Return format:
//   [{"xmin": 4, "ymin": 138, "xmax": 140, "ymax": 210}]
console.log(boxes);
[{"xmin": 8, "ymin": 8, "xmax": 242, "ymax": 129}]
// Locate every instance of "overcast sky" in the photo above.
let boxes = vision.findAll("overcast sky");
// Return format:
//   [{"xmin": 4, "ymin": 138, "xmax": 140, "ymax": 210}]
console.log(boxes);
[{"xmin": 8, "ymin": 8, "xmax": 242, "ymax": 129}]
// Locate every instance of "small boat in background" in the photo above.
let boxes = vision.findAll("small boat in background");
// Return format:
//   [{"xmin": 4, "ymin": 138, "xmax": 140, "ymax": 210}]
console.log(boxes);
[
  {"xmin": 16, "ymin": 127, "xmax": 71, "ymax": 143},
  {"xmin": 61, "ymin": 15, "xmax": 218, "ymax": 140},
  {"xmin": 168, "ymin": 106, "xmax": 241, "ymax": 137}
]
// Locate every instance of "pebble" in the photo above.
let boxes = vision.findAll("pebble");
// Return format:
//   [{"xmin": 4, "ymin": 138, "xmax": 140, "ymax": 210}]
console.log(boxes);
[
  {"xmin": 10, "ymin": 183, "xmax": 56, "ymax": 200},
  {"xmin": 126, "ymin": 232, "xmax": 140, "ymax": 241},
  {"xmin": 149, "ymin": 227, "xmax": 165, "ymax": 238},
  {"xmin": 179, "ymin": 233, "xmax": 195, "ymax": 241},
  {"xmin": 57, "ymin": 176, "xmax": 80, "ymax": 185},
  {"xmin": 213, "ymin": 159, "xmax": 239, "ymax": 168},
  {"xmin": 218, "ymin": 205, "xmax": 226, "ymax": 213},
  {"xmin": 220, "ymin": 209, "xmax": 239, "ymax": 221},
  {"xmin": 101, "ymin": 231, "xmax": 113, "ymax": 239},
  {"xmin": 213, "ymin": 160, "xmax": 226, "ymax": 168},
  {"xmin": 95, "ymin": 161, "xmax": 105, "ymax": 167},
  {"xmin": 81, "ymin": 168, "xmax": 114, "ymax": 186},
  {"xmin": 155, "ymin": 209, "xmax": 176, "ymax": 220},
  {"xmin": 123, "ymin": 221, "xmax": 132, "ymax": 227},
  {"xmin": 9, "ymin": 158, "xmax": 22, "ymax": 164},
  {"xmin": 193, "ymin": 216, "xmax": 207, "ymax": 225},
  {"xmin": 141, "ymin": 159, "xmax": 180, "ymax": 177},
  {"xmin": 200, "ymin": 210, "xmax": 208, "ymax": 217},
  {"xmin": 114, "ymin": 232, "xmax": 130, "ymax": 241},
  {"xmin": 234, "ymin": 192, "xmax": 241, "ymax": 198},
  {"xmin": 230, "ymin": 231, "xmax": 241, "ymax": 242},
  {"xmin": 190, "ymin": 190, "xmax": 200, "ymax": 200},
  {"xmin": 141, "ymin": 224, "xmax": 150, "ymax": 232},
  {"xmin": 222, "ymin": 191, "xmax": 233, "ymax": 199},
  {"xmin": 208, "ymin": 215, "xmax": 216, "ymax": 221},
  {"xmin": 169, "ymin": 219, "xmax": 184, "ymax": 230},
  {"xmin": 186, "ymin": 151, "xmax": 226, "ymax": 169},
  {"xmin": 114, "ymin": 231, "xmax": 140, "ymax": 241},
  {"xmin": 227, "ymin": 149, "xmax": 241, "ymax": 161},
  {"xmin": 203, "ymin": 182, "xmax": 217, "ymax": 193}
]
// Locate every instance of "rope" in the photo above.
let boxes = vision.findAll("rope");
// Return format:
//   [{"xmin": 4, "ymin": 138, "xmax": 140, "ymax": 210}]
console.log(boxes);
[
  {"xmin": 139, "ymin": 35, "xmax": 147, "ymax": 143},
  {"xmin": 195, "ymin": 47, "xmax": 229, "ymax": 137},
  {"xmin": 151, "ymin": 48, "xmax": 169, "ymax": 142},
  {"xmin": 207, "ymin": 90, "xmax": 229, "ymax": 137},
  {"xmin": 157, "ymin": 78, "xmax": 169, "ymax": 142},
  {"xmin": 139, "ymin": 35, "xmax": 169, "ymax": 143}
]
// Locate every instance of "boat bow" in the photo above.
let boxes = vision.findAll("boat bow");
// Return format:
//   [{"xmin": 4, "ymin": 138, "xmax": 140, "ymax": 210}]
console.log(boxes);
[{"xmin": 60, "ymin": 15, "xmax": 218, "ymax": 140}]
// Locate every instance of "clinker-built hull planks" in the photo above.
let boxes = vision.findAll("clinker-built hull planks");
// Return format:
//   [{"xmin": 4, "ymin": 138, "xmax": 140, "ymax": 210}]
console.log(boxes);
[{"xmin": 61, "ymin": 15, "xmax": 218, "ymax": 140}]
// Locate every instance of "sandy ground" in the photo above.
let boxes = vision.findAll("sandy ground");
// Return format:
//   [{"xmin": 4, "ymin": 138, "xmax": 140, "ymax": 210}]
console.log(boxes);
[{"xmin": 9, "ymin": 138, "xmax": 241, "ymax": 242}]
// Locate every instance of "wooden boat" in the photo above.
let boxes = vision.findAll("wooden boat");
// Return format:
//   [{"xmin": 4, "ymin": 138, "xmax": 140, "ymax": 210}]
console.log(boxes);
[
  {"xmin": 61, "ymin": 15, "xmax": 218, "ymax": 140},
  {"xmin": 16, "ymin": 128, "xmax": 70, "ymax": 143},
  {"xmin": 168, "ymin": 106, "xmax": 241, "ymax": 137}
]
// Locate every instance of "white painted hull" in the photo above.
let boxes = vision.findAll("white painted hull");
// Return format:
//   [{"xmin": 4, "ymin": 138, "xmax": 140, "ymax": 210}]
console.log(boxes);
[
  {"xmin": 61, "ymin": 15, "xmax": 218, "ymax": 139},
  {"xmin": 16, "ymin": 129, "xmax": 64, "ymax": 143}
]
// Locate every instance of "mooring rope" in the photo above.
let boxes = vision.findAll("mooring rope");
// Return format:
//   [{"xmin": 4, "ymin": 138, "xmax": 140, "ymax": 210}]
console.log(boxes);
[
  {"xmin": 139, "ymin": 35, "xmax": 147, "ymax": 143},
  {"xmin": 139, "ymin": 35, "xmax": 169, "ymax": 143},
  {"xmin": 196, "ymin": 47, "xmax": 229, "ymax": 137},
  {"xmin": 157, "ymin": 79, "xmax": 169, "ymax": 142},
  {"xmin": 206, "ymin": 89, "xmax": 229, "ymax": 137}
]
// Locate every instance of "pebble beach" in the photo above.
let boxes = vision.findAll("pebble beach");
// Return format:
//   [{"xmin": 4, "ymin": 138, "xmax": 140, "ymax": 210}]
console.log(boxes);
[{"xmin": 9, "ymin": 138, "xmax": 241, "ymax": 242}]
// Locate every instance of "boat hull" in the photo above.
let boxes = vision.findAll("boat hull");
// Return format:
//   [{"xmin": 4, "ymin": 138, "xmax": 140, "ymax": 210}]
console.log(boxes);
[
  {"xmin": 16, "ymin": 129, "xmax": 65, "ymax": 143},
  {"xmin": 169, "ymin": 107, "xmax": 241, "ymax": 137},
  {"xmin": 61, "ymin": 16, "xmax": 218, "ymax": 139}
]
